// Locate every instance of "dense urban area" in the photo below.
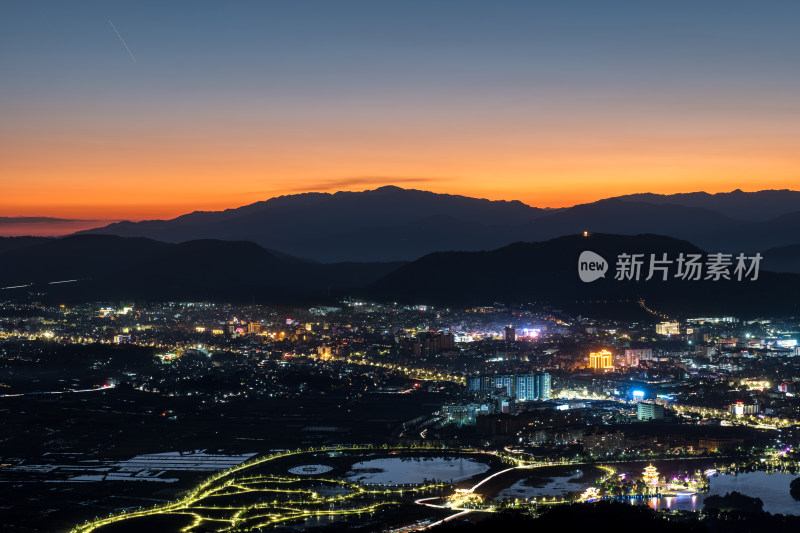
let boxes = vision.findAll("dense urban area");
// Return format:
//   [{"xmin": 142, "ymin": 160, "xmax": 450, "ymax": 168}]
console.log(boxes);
[{"xmin": 2, "ymin": 299, "xmax": 800, "ymax": 531}]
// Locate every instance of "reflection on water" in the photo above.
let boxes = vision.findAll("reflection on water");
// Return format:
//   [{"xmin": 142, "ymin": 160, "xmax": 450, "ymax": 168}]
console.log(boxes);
[
  {"xmin": 641, "ymin": 494, "xmax": 701, "ymax": 512},
  {"xmin": 345, "ymin": 457, "xmax": 489, "ymax": 485},
  {"xmin": 492, "ymin": 465, "xmax": 800, "ymax": 516},
  {"xmin": 496, "ymin": 469, "xmax": 585, "ymax": 501},
  {"xmin": 641, "ymin": 472, "xmax": 800, "ymax": 515}
]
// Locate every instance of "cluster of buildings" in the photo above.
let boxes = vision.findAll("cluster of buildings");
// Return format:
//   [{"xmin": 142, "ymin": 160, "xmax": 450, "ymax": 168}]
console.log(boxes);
[
  {"xmin": 466, "ymin": 373, "xmax": 552, "ymax": 401},
  {"xmin": 3, "ymin": 299, "xmax": 800, "ymax": 455}
]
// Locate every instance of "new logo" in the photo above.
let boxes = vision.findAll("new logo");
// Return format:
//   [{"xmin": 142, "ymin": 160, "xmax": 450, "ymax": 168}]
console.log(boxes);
[{"xmin": 578, "ymin": 251, "xmax": 608, "ymax": 282}]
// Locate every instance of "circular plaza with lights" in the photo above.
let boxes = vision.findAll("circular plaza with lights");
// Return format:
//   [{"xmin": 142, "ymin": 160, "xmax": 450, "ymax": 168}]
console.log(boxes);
[{"xmin": 287, "ymin": 464, "xmax": 334, "ymax": 475}]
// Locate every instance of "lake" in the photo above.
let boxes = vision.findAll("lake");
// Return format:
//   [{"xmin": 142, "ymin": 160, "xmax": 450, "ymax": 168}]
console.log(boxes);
[
  {"xmin": 643, "ymin": 471, "xmax": 800, "ymax": 515},
  {"xmin": 345, "ymin": 456, "xmax": 489, "ymax": 485}
]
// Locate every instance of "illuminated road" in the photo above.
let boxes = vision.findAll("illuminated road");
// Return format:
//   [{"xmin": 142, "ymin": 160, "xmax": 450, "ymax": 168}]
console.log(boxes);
[
  {"xmin": 674, "ymin": 404, "xmax": 790, "ymax": 429},
  {"xmin": 2, "ymin": 329, "xmax": 466, "ymax": 389},
  {"xmin": 469, "ymin": 464, "xmax": 529, "ymax": 492},
  {"xmin": 0, "ymin": 383, "xmax": 115, "ymax": 398},
  {"xmin": 408, "ymin": 459, "xmax": 563, "ymax": 531},
  {"xmin": 422, "ymin": 509, "xmax": 472, "ymax": 529}
]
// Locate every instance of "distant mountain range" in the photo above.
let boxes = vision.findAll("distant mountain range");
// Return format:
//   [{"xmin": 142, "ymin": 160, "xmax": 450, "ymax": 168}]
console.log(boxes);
[
  {"xmin": 1, "ymin": 233, "xmax": 798, "ymax": 318},
  {"xmin": 614, "ymin": 189, "xmax": 800, "ymax": 221},
  {"xmin": 71, "ymin": 187, "xmax": 800, "ymax": 262},
  {"xmin": 3, "ymin": 187, "xmax": 799, "ymax": 317},
  {"xmin": 761, "ymin": 243, "xmax": 800, "ymax": 275},
  {"xmin": 369, "ymin": 233, "xmax": 800, "ymax": 317},
  {"xmin": 0, "ymin": 235, "xmax": 401, "ymax": 303}
]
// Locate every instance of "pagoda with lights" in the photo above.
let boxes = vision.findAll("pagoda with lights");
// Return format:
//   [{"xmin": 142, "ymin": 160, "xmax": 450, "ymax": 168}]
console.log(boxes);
[{"xmin": 642, "ymin": 464, "xmax": 659, "ymax": 494}]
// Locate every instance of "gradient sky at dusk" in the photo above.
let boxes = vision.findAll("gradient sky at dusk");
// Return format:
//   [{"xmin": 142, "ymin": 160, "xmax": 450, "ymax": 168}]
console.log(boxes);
[{"xmin": 2, "ymin": 1, "xmax": 800, "ymax": 230}]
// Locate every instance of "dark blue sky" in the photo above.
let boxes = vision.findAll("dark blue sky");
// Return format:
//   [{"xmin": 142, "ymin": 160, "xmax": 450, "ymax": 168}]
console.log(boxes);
[{"xmin": 2, "ymin": 1, "xmax": 799, "ymax": 224}]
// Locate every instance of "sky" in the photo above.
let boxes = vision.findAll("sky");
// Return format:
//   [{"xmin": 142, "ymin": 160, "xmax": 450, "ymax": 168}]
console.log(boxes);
[{"xmin": 1, "ymin": 1, "xmax": 799, "ymax": 234}]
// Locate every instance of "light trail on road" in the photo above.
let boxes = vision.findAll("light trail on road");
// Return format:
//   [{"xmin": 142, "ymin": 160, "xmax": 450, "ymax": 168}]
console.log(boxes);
[{"xmin": 0, "ymin": 384, "xmax": 115, "ymax": 398}]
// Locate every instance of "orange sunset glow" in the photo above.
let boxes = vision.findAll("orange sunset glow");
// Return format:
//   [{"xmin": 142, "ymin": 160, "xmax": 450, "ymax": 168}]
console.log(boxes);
[
  {"xmin": 3, "ymin": 125, "xmax": 798, "ymax": 222},
  {"xmin": 2, "ymin": 2, "xmax": 799, "ymax": 233}
]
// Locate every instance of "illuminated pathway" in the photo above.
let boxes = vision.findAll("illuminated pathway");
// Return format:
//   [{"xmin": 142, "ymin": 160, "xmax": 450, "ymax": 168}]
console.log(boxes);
[
  {"xmin": 65, "ymin": 442, "xmax": 738, "ymax": 532},
  {"xmin": 69, "ymin": 445, "xmax": 462, "ymax": 533},
  {"xmin": 67, "ymin": 439, "xmax": 729, "ymax": 533}
]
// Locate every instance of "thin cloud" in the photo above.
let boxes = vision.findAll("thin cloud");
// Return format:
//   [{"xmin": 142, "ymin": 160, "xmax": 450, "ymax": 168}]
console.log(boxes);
[
  {"xmin": 238, "ymin": 176, "xmax": 454, "ymax": 196},
  {"xmin": 0, "ymin": 217, "xmax": 102, "ymax": 225}
]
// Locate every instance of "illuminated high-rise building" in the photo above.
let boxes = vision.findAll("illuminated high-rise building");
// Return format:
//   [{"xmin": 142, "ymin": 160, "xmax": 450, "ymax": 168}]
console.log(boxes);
[
  {"xmin": 415, "ymin": 332, "xmax": 455, "ymax": 355},
  {"xmin": 493, "ymin": 375, "xmax": 513, "ymax": 396},
  {"xmin": 473, "ymin": 373, "xmax": 553, "ymax": 401},
  {"xmin": 515, "ymin": 374, "xmax": 536, "ymax": 401},
  {"xmin": 655, "ymin": 321, "xmax": 680, "ymax": 336},
  {"xmin": 637, "ymin": 402, "xmax": 665, "ymax": 421},
  {"xmin": 624, "ymin": 348, "xmax": 652, "ymax": 366},
  {"xmin": 534, "ymin": 372, "xmax": 551, "ymax": 400},
  {"xmin": 589, "ymin": 349, "xmax": 613, "ymax": 369}
]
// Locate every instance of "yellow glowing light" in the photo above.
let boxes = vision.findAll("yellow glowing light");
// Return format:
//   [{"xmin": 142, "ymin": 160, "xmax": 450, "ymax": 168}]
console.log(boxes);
[{"xmin": 588, "ymin": 349, "xmax": 613, "ymax": 369}]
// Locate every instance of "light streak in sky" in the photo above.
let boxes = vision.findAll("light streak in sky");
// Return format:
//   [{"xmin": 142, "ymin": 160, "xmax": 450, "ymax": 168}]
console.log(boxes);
[{"xmin": 108, "ymin": 20, "xmax": 136, "ymax": 63}]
